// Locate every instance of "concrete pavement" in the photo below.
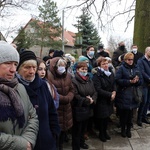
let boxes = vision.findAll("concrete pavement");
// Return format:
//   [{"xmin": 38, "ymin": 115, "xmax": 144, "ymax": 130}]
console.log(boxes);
[{"xmin": 64, "ymin": 114, "xmax": 150, "ymax": 150}]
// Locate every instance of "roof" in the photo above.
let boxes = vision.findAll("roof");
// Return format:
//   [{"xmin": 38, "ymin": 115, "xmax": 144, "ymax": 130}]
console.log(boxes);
[
  {"xmin": 63, "ymin": 30, "xmax": 75, "ymax": 47},
  {"xmin": 12, "ymin": 18, "xmax": 76, "ymax": 47}
]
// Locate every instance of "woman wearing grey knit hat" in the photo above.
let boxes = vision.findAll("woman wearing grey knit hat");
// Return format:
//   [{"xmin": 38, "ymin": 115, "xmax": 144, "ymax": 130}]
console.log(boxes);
[{"xmin": 0, "ymin": 41, "xmax": 39, "ymax": 150}]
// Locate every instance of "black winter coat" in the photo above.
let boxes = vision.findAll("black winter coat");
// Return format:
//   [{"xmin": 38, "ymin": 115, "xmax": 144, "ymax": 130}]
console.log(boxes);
[
  {"xmin": 93, "ymin": 68, "xmax": 116, "ymax": 118},
  {"xmin": 115, "ymin": 62, "xmax": 143, "ymax": 110},
  {"xmin": 18, "ymin": 74, "xmax": 60, "ymax": 150},
  {"xmin": 72, "ymin": 73, "xmax": 97, "ymax": 117}
]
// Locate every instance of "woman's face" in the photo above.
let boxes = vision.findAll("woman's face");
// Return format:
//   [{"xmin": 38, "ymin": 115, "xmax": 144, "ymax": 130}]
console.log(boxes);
[
  {"xmin": 57, "ymin": 61, "xmax": 66, "ymax": 75},
  {"xmin": 77, "ymin": 67, "xmax": 88, "ymax": 73},
  {"xmin": 37, "ymin": 62, "xmax": 46, "ymax": 78},
  {"xmin": 100, "ymin": 60, "xmax": 109, "ymax": 70},
  {"xmin": 125, "ymin": 57, "xmax": 134, "ymax": 65}
]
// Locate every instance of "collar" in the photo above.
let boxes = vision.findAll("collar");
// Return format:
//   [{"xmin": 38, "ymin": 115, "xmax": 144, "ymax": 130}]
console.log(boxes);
[{"xmin": 145, "ymin": 55, "xmax": 150, "ymax": 61}]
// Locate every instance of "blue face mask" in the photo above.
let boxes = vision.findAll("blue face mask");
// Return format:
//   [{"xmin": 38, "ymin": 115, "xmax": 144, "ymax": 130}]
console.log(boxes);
[
  {"xmin": 79, "ymin": 72, "xmax": 87, "ymax": 77},
  {"xmin": 89, "ymin": 51, "xmax": 95, "ymax": 57}
]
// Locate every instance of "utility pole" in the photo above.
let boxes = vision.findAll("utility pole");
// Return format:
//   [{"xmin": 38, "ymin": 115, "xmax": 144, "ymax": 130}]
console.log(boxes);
[{"xmin": 62, "ymin": 9, "xmax": 65, "ymax": 53}]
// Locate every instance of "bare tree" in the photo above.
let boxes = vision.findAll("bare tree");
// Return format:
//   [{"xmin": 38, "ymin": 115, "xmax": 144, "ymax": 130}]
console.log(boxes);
[
  {"xmin": 63, "ymin": 0, "xmax": 149, "ymax": 52},
  {"xmin": 0, "ymin": 0, "xmax": 41, "ymax": 41},
  {"xmin": 0, "ymin": 0, "xmax": 41, "ymax": 17}
]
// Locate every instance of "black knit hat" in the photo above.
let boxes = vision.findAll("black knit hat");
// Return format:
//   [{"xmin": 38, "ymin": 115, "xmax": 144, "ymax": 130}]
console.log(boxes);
[
  {"xmin": 53, "ymin": 50, "xmax": 64, "ymax": 58},
  {"xmin": 17, "ymin": 50, "xmax": 37, "ymax": 70}
]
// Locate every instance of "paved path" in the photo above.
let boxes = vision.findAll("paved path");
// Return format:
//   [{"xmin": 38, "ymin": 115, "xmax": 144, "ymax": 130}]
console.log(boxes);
[{"xmin": 64, "ymin": 114, "xmax": 150, "ymax": 150}]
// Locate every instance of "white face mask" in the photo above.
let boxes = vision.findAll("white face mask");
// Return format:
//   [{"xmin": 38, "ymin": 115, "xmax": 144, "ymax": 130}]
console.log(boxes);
[
  {"xmin": 89, "ymin": 51, "xmax": 95, "ymax": 57},
  {"xmin": 57, "ymin": 66, "xmax": 66, "ymax": 74},
  {"xmin": 132, "ymin": 48, "xmax": 137, "ymax": 54}
]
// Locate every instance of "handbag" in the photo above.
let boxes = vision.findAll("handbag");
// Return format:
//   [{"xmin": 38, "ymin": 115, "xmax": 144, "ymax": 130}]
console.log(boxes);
[
  {"xmin": 133, "ymin": 86, "xmax": 143, "ymax": 103},
  {"xmin": 74, "ymin": 107, "xmax": 90, "ymax": 122}
]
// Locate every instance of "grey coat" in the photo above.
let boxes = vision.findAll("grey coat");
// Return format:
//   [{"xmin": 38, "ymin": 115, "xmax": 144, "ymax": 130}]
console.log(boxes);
[{"xmin": 0, "ymin": 83, "xmax": 39, "ymax": 150}]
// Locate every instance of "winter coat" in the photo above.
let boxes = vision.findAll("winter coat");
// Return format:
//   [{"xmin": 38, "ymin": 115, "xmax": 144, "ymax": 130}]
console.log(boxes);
[
  {"xmin": 112, "ymin": 47, "xmax": 127, "ymax": 68},
  {"xmin": 115, "ymin": 62, "xmax": 143, "ymax": 110},
  {"xmin": 93, "ymin": 68, "xmax": 116, "ymax": 118},
  {"xmin": 132, "ymin": 51, "xmax": 143, "ymax": 64},
  {"xmin": 137, "ymin": 56, "xmax": 150, "ymax": 87},
  {"xmin": 0, "ymin": 83, "xmax": 39, "ymax": 150},
  {"xmin": 18, "ymin": 74, "xmax": 60, "ymax": 150},
  {"xmin": 86, "ymin": 54, "xmax": 97, "ymax": 67},
  {"xmin": 72, "ymin": 73, "xmax": 97, "ymax": 117},
  {"xmin": 47, "ymin": 57, "xmax": 74, "ymax": 131}
]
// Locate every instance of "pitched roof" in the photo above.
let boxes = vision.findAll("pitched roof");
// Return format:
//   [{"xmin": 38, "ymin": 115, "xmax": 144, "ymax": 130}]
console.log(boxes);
[
  {"xmin": 63, "ymin": 30, "xmax": 75, "ymax": 47},
  {"xmin": 13, "ymin": 18, "xmax": 76, "ymax": 47}
]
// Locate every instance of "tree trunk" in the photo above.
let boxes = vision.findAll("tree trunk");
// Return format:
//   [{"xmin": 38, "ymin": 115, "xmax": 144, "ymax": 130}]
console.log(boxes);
[{"xmin": 133, "ymin": 0, "xmax": 150, "ymax": 53}]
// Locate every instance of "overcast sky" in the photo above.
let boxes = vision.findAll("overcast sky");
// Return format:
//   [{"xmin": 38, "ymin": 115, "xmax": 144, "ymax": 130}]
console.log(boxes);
[{"xmin": 0, "ymin": 0, "xmax": 135, "ymax": 47}]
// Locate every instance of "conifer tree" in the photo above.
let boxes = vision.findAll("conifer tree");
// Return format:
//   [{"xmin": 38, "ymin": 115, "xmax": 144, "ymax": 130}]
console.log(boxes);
[
  {"xmin": 29, "ymin": 0, "xmax": 62, "ymax": 57},
  {"xmin": 15, "ymin": 27, "xmax": 32, "ymax": 52},
  {"xmin": 74, "ymin": 8, "xmax": 102, "ymax": 51}
]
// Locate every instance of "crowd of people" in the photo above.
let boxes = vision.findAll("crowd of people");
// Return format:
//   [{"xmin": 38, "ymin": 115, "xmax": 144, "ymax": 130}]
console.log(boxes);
[{"xmin": 0, "ymin": 40, "xmax": 150, "ymax": 150}]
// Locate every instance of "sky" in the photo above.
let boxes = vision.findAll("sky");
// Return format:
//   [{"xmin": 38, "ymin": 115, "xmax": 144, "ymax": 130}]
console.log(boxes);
[{"xmin": 0, "ymin": 0, "xmax": 135, "ymax": 48}]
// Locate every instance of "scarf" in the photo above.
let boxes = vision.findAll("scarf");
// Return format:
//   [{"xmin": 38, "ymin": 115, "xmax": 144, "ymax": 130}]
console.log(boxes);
[
  {"xmin": 16, "ymin": 73, "xmax": 35, "ymax": 86},
  {"xmin": 98, "ymin": 67, "xmax": 111, "ymax": 77},
  {"xmin": 0, "ymin": 78, "xmax": 25, "ymax": 128}
]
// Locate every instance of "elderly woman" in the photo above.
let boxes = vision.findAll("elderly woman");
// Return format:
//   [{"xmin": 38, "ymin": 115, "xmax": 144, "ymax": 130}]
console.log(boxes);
[
  {"xmin": 0, "ymin": 41, "xmax": 38, "ymax": 150},
  {"xmin": 115, "ymin": 52, "xmax": 143, "ymax": 138},
  {"xmin": 16, "ymin": 51, "xmax": 60, "ymax": 150},
  {"xmin": 47, "ymin": 57, "xmax": 74, "ymax": 150},
  {"xmin": 93, "ymin": 56, "xmax": 116, "ymax": 142},
  {"xmin": 72, "ymin": 61, "xmax": 97, "ymax": 150}
]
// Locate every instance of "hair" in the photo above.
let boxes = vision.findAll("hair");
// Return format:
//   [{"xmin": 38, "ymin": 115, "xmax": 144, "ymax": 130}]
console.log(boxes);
[
  {"xmin": 56, "ymin": 58, "xmax": 67, "ymax": 67},
  {"xmin": 17, "ymin": 60, "xmax": 37, "ymax": 72},
  {"xmin": 37, "ymin": 57, "xmax": 46, "ymax": 69},
  {"xmin": 96, "ymin": 56, "xmax": 108, "ymax": 66},
  {"xmin": 49, "ymin": 49, "xmax": 55, "ymax": 54},
  {"xmin": 145, "ymin": 47, "xmax": 150, "ymax": 53},
  {"xmin": 76, "ymin": 62, "xmax": 88, "ymax": 70},
  {"xmin": 86, "ymin": 45, "xmax": 94, "ymax": 51},
  {"xmin": 118, "ymin": 41, "xmax": 125, "ymax": 46},
  {"xmin": 124, "ymin": 52, "xmax": 134, "ymax": 60},
  {"xmin": 131, "ymin": 44, "xmax": 137, "ymax": 47},
  {"xmin": 98, "ymin": 44, "xmax": 104, "ymax": 50}
]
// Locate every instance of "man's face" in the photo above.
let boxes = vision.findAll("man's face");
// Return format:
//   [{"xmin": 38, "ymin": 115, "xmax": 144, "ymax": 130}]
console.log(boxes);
[
  {"xmin": 146, "ymin": 49, "xmax": 150, "ymax": 58},
  {"xmin": 132, "ymin": 45, "xmax": 138, "ymax": 50},
  {"xmin": 87, "ymin": 47, "xmax": 95, "ymax": 57},
  {"xmin": 0, "ymin": 61, "xmax": 18, "ymax": 81},
  {"xmin": 88, "ymin": 47, "xmax": 94, "ymax": 53},
  {"xmin": 18, "ymin": 62, "xmax": 37, "ymax": 81}
]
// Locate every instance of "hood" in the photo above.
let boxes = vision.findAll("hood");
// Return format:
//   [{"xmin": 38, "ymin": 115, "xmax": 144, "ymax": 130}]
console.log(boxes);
[{"xmin": 49, "ymin": 57, "xmax": 67, "ymax": 78}]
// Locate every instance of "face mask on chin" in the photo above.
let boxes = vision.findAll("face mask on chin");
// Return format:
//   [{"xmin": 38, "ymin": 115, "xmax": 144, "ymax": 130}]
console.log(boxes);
[{"xmin": 57, "ymin": 66, "xmax": 66, "ymax": 74}]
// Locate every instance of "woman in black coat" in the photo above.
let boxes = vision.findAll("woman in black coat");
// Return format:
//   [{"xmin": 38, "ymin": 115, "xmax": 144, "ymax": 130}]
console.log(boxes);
[
  {"xmin": 72, "ymin": 62, "xmax": 97, "ymax": 150},
  {"xmin": 115, "ymin": 52, "xmax": 143, "ymax": 138},
  {"xmin": 93, "ymin": 57, "xmax": 116, "ymax": 142}
]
